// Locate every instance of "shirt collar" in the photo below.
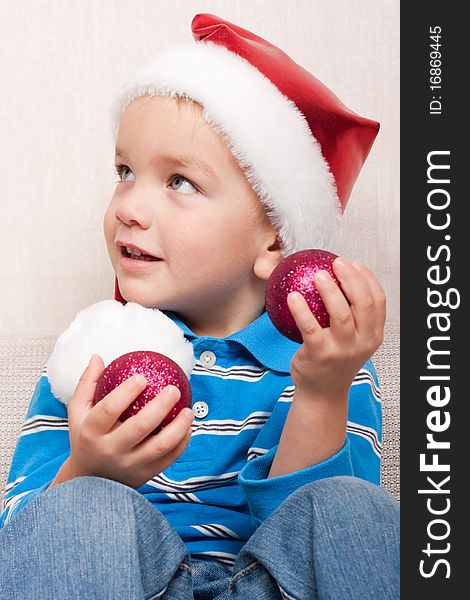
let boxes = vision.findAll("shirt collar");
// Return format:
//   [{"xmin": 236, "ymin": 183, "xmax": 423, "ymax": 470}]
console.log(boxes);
[{"xmin": 162, "ymin": 309, "xmax": 299, "ymax": 374}]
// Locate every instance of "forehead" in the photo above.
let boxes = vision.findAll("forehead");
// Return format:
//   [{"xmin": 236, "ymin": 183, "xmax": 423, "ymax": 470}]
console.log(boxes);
[{"xmin": 115, "ymin": 95, "xmax": 234, "ymax": 173}]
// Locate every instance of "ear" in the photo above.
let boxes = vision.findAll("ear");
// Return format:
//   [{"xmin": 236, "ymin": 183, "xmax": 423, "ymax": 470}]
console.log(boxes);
[{"xmin": 253, "ymin": 233, "xmax": 284, "ymax": 281}]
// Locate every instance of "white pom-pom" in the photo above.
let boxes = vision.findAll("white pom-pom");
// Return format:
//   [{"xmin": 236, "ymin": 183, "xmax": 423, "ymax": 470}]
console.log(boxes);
[{"xmin": 46, "ymin": 300, "xmax": 195, "ymax": 405}]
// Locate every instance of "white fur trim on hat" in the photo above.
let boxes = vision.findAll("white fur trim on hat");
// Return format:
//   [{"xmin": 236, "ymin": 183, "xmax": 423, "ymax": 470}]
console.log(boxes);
[
  {"xmin": 110, "ymin": 41, "xmax": 342, "ymax": 255},
  {"xmin": 46, "ymin": 300, "xmax": 195, "ymax": 406}
]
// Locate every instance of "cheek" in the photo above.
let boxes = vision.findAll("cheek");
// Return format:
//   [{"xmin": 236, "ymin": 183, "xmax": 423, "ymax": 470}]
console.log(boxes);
[
  {"xmin": 103, "ymin": 205, "xmax": 117, "ymax": 249},
  {"xmin": 187, "ymin": 223, "xmax": 250, "ymax": 274},
  {"xmin": 102, "ymin": 208, "xmax": 112, "ymax": 239},
  {"xmin": 163, "ymin": 207, "xmax": 260, "ymax": 269},
  {"xmin": 164, "ymin": 215, "xmax": 212, "ymax": 256}
]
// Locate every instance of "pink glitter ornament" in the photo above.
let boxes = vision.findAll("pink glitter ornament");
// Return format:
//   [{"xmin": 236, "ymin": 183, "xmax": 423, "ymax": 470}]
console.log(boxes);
[
  {"xmin": 94, "ymin": 350, "xmax": 192, "ymax": 435},
  {"xmin": 266, "ymin": 249, "xmax": 340, "ymax": 343}
]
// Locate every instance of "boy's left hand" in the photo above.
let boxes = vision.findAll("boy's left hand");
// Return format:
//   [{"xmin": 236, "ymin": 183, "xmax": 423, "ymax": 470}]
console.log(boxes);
[{"xmin": 287, "ymin": 257, "xmax": 386, "ymax": 401}]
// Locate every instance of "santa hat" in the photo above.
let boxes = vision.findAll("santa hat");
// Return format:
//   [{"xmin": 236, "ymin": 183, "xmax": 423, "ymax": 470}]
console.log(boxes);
[
  {"xmin": 111, "ymin": 13, "xmax": 379, "ymax": 302},
  {"xmin": 46, "ymin": 300, "xmax": 195, "ymax": 406}
]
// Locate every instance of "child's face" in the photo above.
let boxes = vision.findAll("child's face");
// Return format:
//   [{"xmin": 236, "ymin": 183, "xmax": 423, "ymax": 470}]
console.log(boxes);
[{"xmin": 104, "ymin": 95, "xmax": 280, "ymax": 334}]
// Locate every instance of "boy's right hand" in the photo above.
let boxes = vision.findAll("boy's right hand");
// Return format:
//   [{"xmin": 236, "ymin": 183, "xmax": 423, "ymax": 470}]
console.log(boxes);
[{"xmin": 61, "ymin": 354, "xmax": 194, "ymax": 490}]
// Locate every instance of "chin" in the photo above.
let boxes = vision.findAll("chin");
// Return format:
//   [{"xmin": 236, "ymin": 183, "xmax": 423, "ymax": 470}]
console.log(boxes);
[{"xmin": 117, "ymin": 283, "xmax": 158, "ymax": 308}]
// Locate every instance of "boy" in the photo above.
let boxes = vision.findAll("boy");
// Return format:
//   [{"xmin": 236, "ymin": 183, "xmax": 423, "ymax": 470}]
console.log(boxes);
[{"xmin": 0, "ymin": 13, "xmax": 398, "ymax": 599}]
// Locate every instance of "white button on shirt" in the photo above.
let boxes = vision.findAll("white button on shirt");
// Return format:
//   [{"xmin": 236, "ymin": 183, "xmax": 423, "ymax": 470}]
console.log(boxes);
[
  {"xmin": 200, "ymin": 350, "xmax": 216, "ymax": 367},
  {"xmin": 192, "ymin": 401, "xmax": 209, "ymax": 418}
]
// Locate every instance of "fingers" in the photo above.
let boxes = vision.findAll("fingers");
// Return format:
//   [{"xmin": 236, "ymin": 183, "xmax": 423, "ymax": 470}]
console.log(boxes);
[
  {"xmin": 115, "ymin": 385, "xmax": 191, "ymax": 449},
  {"xmin": 312, "ymin": 269, "xmax": 354, "ymax": 340},
  {"xmin": 287, "ymin": 291, "xmax": 322, "ymax": 342},
  {"xmin": 68, "ymin": 354, "xmax": 105, "ymax": 421},
  {"xmin": 144, "ymin": 424, "xmax": 193, "ymax": 474},
  {"xmin": 131, "ymin": 406, "xmax": 194, "ymax": 466},
  {"xmin": 86, "ymin": 372, "xmax": 149, "ymax": 436},
  {"xmin": 333, "ymin": 258, "xmax": 377, "ymax": 335},
  {"xmin": 287, "ymin": 258, "xmax": 386, "ymax": 349},
  {"xmin": 358, "ymin": 264, "xmax": 387, "ymax": 333},
  {"xmin": 287, "ymin": 271, "xmax": 354, "ymax": 344}
]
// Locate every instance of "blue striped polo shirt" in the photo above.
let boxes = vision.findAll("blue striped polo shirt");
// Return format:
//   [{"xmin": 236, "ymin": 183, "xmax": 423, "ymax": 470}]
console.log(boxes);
[{"xmin": 0, "ymin": 308, "xmax": 382, "ymax": 568}]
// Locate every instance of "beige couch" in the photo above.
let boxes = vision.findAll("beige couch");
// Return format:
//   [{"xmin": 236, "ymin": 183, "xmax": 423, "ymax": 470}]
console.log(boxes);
[{"xmin": 0, "ymin": 322, "xmax": 400, "ymax": 501}]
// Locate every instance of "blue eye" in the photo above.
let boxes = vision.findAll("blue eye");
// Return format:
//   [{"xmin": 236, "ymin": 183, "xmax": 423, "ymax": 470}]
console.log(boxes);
[
  {"xmin": 114, "ymin": 164, "xmax": 134, "ymax": 182},
  {"xmin": 170, "ymin": 175, "xmax": 198, "ymax": 194},
  {"xmin": 114, "ymin": 165, "xmax": 198, "ymax": 194}
]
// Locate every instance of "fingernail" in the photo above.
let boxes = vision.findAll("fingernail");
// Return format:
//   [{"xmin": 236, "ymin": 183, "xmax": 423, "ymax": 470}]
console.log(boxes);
[
  {"xmin": 352, "ymin": 260, "xmax": 363, "ymax": 269},
  {"xmin": 335, "ymin": 257, "xmax": 349, "ymax": 268},
  {"xmin": 166, "ymin": 385, "xmax": 179, "ymax": 399},
  {"xmin": 314, "ymin": 270, "xmax": 329, "ymax": 282},
  {"xmin": 288, "ymin": 291, "xmax": 301, "ymax": 303},
  {"xmin": 135, "ymin": 374, "xmax": 147, "ymax": 385}
]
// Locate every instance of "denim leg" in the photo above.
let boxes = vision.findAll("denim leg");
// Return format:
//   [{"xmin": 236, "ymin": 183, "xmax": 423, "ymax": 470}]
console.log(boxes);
[
  {"xmin": 0, "ymin": 476, "xmax": 192, "ymax": 600},
  {"xmin": 227, "ymin": 476, "xmax": 400, "ymax": 600},
  {"xmin": 191, "ymin": 559, "xmax": 232, "ymax": 599}
]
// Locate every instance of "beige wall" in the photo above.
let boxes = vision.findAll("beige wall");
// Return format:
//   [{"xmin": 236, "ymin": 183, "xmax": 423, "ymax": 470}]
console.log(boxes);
[{"xmin": 0, "ymin": 0, "xmax": 399, "ymax": 336}]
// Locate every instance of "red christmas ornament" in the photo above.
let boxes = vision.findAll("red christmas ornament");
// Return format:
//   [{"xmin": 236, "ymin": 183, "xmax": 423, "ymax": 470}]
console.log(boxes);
[
  {"xmin": 266, "ymin": 249, "xmax": 340, "ymax": 343},
  {"xmin": 94, "ymin": 350, "xmax": 192, "ymax": 435}
]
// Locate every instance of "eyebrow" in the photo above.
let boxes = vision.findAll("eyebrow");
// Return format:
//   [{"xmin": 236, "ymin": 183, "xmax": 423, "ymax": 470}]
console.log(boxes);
[{"xmin": 114, "ymin": 148, "xmax": 217, "ymax": 180}]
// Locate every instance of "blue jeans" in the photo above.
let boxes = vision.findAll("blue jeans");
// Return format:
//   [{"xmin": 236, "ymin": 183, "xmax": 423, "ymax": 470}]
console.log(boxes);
[{"xmin": 0, "ymin": 476, "xmax": 399, "ymax": 599}]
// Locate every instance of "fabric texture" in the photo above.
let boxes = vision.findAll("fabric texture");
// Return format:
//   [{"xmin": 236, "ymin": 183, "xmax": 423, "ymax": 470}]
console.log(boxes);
[
  {"xmin": 0, "ymin": 474, "xmax": 399, "ymax": 600},
  {"xmin": 1, "ymin": 309, "xmax": 381, "ymax": 567}
]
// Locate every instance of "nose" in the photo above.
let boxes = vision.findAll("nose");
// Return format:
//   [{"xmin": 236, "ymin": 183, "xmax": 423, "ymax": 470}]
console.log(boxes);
[{"xmin": 114, "ymin": 183, "xmax": 154, "ymax": 229}]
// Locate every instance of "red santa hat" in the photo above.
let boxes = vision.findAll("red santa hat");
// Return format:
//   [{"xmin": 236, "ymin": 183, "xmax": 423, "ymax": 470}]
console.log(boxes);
[{"xmin": 111, "ymin": 13, "xmax": 379, "ymax": 303}]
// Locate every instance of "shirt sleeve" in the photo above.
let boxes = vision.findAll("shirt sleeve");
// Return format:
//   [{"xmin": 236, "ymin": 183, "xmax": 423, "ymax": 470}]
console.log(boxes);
[
  {"xmin": 0, "ymin": 366, "xmax": 70, "ymax": 529},
  {"xmin": 238, "ymin": 358, "xmax": 382, "ymax": 525}
]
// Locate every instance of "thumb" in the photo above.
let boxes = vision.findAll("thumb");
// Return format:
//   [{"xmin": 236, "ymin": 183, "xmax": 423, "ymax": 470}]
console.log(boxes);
[{"xmin": 68, "ymin": 354, "xmax": 105, "ymax": 418}]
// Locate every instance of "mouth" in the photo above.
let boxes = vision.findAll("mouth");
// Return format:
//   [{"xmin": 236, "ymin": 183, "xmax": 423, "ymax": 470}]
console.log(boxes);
[
  {"xmin": 118, "ymin": 242, "xmax": 162, "ymax": 262},
  {"xmin": 120, "ymin": 246, "xmax": 162, "ymax": 262}
]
